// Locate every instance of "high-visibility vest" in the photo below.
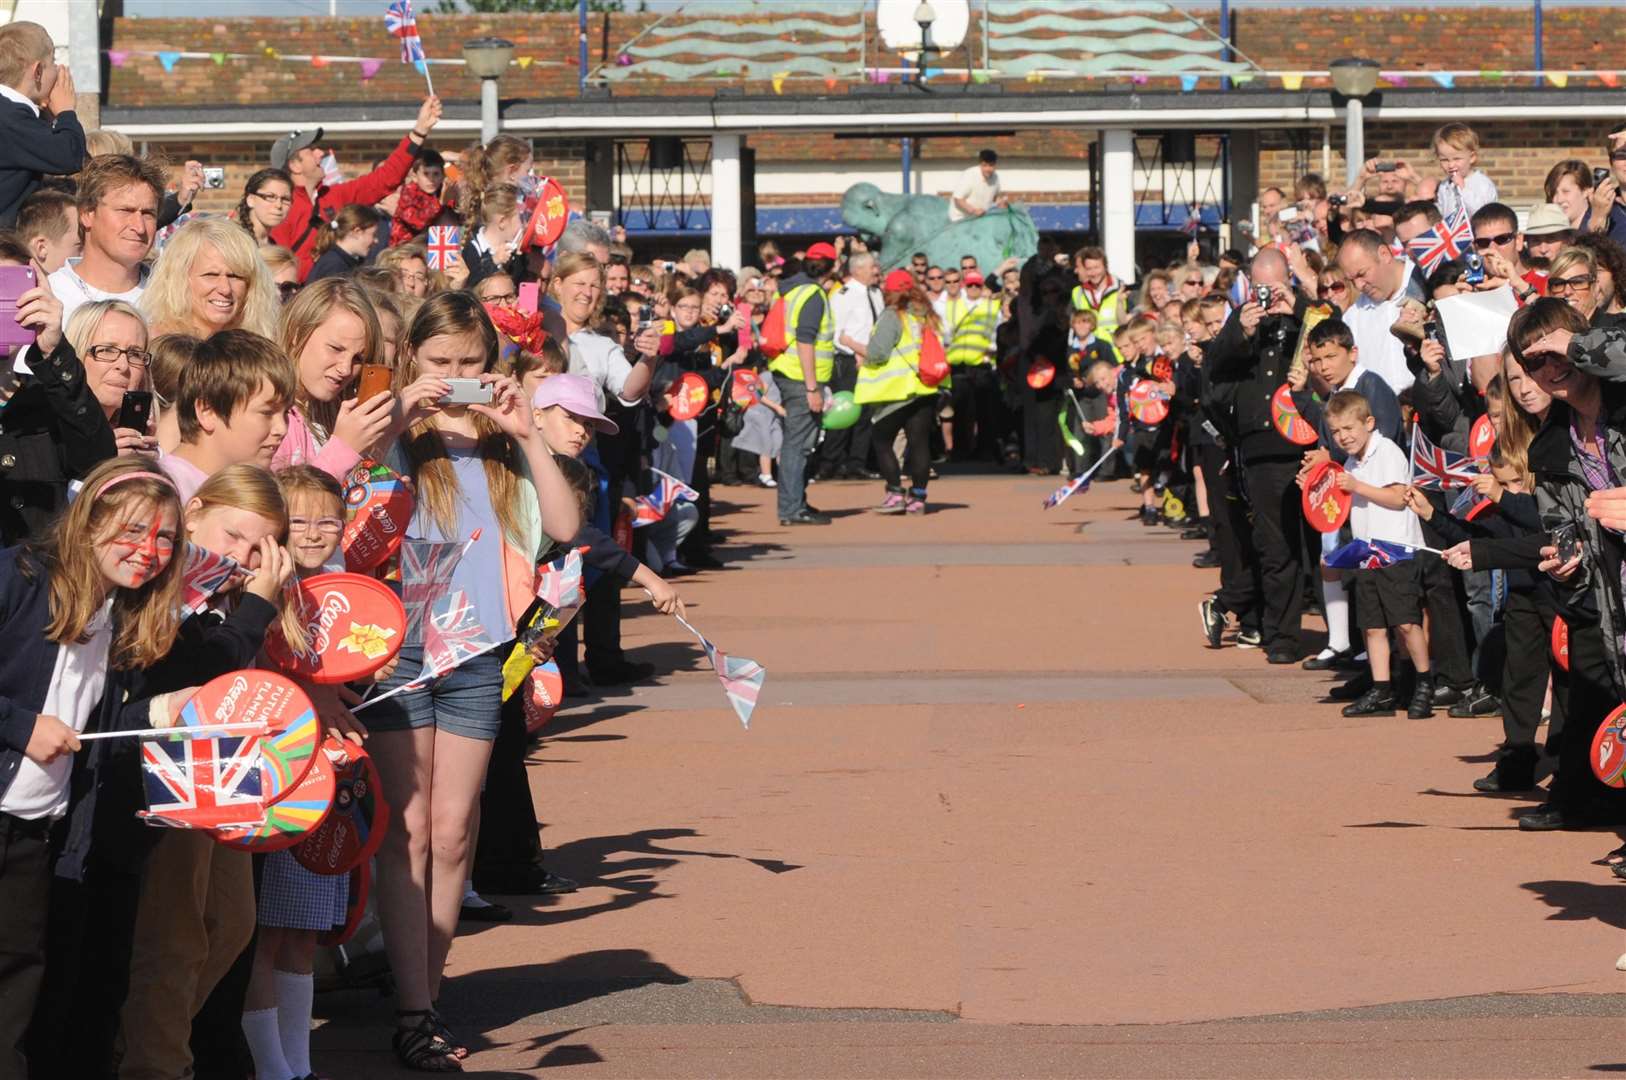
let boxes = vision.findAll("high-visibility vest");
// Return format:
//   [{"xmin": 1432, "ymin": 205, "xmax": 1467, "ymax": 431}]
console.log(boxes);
[
  {"xmin": 767, "ymin": 283, "xmax": 836, "ymax": 383},
  {"xmin": 854, "ymin": 314, "xmax": 941, "ymax": 405},
  {"xmin": 1071, "ymin": 278, "xmax": 1125, "ymax": 352},
  {"xmin": 942, "ymin": 296, "xmax": 998, "ymax": 366}
]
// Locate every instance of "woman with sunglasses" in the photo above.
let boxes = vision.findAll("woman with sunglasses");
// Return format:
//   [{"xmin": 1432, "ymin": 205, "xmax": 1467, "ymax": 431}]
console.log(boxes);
[
  {"xmin": 1505, "ymin": 298, "xmax": 1626, "ymax": 832},
  {"xmin": 1570, "ymin": 234, "xmax": 1626, "ymax": 327},
  {"xmin": 235, "ymin": 168, "xmax": 295, "ymax": 245}
]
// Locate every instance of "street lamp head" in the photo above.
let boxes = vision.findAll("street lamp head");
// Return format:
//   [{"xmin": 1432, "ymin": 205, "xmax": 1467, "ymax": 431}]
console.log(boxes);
[
  {"xmin": 1328, "ymin": 57, "xmax": 1380, "ymax": 99},
  {"xmin": 914, "ymin": 0, "xmax": 936, "ymax": 29},
  {"xmin": 462, "ymin": 36, "xmax": 516, "ymax": 80}
]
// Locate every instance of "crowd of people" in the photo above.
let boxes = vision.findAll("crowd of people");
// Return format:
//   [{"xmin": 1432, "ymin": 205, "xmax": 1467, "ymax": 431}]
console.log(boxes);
[{"xmin": 5, "ymin": 8, "xmax": 1626, "ymax": 1076}]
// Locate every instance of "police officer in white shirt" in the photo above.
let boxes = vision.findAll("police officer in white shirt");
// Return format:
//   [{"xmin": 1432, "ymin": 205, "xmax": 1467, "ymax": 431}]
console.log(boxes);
[{"xmin": 818, "ymin": 251, "xmax": 882, "ymax": 479}]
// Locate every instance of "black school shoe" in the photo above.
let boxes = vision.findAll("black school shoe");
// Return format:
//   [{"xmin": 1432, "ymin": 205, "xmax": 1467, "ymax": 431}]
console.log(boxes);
[
  {"xmin": 1329, "ymin": 671, "xmax": 1373, "ymax": 701},
  {"xmin": 1342, "ymin": 686, "xmax": 1396, "ymax": 717},
  {"xmin": 1191, "ymin": 550, "xmax": 1220, "ymax": 569},
  {"xmin": 1449, "ymin": 685, "xmax": 1502, "ymax": 717},
  {"xmin": 1408, "ymin": 673, "xmax": 1437, "ymax": 719},
  {"xmin": 1473, "ymin": 760, "xmax": 1538, "ymax": 793},
  {"xmin": 1302, "ymin": 649, "xmax": 1355, "ymax": 672}
]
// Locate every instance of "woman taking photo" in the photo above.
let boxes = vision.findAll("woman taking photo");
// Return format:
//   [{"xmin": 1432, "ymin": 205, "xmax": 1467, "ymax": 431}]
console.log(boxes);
[
  {"xmin": 1504, "ymin": 297, "xmax": 1626, "ymax": 832},
  {"xmin": 64, "ymin": 300, "xmax": 154, "ymax": 458},
  {"xmin": 234, "ymin": 168, "xmax": 295, "ymax": 245},
  {"xmin": 141, "ymin": 219, "xmax": 280, "ymax": 340},
  {"xmin": 857, "ymin": 269, "xmax": 946, "ymax": 514},
  {"xmin": 369, "ymin": 293, "xmax": 580, "ymax": 1071}
]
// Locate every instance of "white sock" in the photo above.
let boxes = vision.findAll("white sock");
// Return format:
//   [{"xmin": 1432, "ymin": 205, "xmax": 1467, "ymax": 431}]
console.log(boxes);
[
  {"xmin": 243, "ymin": 1006, "xmax": 294, "ymax": 1080},
  {"xmin": 274, "ymin": 970, "xmax": 315, "ymax": 1078},
  {"xmin": 1322, "ymin": 577, "xmax": 1351, "ymax": 653}
]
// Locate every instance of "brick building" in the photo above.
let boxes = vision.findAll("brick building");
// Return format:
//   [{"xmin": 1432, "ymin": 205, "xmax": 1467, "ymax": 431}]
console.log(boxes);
[{"xmin": 94, "ymin": 4, "xmax": 1625, "ymax": 275}]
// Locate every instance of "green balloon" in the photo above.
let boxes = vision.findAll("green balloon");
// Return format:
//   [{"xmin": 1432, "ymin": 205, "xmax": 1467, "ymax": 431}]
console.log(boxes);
[{"xmin": 821, "ymin": 390, "xmax": 860, "ymax": 430}]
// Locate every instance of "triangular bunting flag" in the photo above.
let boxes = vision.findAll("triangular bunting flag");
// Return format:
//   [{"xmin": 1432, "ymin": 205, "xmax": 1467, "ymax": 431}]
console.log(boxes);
[
  {"xmin": 771, "ymin": 70, "xmax": 787, "ymax": 94},
  {"xmin": 1180, "ymin": 74, "xmax": 1198, "ymax": 92},
  {"xmin": 210, "ymin": 52, "xmax": 226, "ymax": 66},
  {"xmin": 824, "ymin": 76, "xmax": 838, "ymax": 90},
  {"xmin": 108, "ymin": 50, "xmax": 129, "ymax": 67},
  {"xmin": 311, "ymin": 55, "xmax": 331, "ymax": 68},
  {"xmin": 1603, "ymin": 72, "xmax": 1621, "ymax": 88},
  {"xmin": 1281, "ymin": 73, "xmax": 1304, "ymax": 90},
  {"xmin": 1233, "ymin": 73, "xmax": 1255, "ymax": 85},
  {"xmin": 1432, "ymin": 72, "xmax": 1455, "ymax": 88},
  {"xmin": 359, "ymin": 58, "xmax": 383, "ymax": 80},
  {"xmin": 1547, "ymin": 72, "xmax": 1568, "ymax": 88},
  {"xmin": 157, "ymin": 51, "xmax": 181, "ymax": 72},
  {"xmin": 516, "ymin": 56, "xmax": 533, "ymax": 69}
]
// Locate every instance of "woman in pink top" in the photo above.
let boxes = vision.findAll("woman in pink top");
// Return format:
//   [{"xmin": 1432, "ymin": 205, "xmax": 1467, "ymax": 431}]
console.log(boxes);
[{"xmin": 272, "ymin": 278, "xmax": 397, "ymax": 478}]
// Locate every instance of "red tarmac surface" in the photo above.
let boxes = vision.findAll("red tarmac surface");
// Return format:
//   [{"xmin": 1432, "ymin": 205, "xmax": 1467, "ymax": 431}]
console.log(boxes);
[{"xmin": 318, "ymin": 473, "xmax": 1626, "ymax": 1077}]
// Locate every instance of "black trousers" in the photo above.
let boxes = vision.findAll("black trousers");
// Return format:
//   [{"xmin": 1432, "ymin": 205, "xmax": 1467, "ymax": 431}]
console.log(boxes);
[
  {"xmin": 0, "ymin": 813, "xmax": 49, "ymax": 1080},
  {"xmin": 1420, "ymin": 554, "xmax": 1474, "ymax": 688},
  {"xmin": 1498, "ymin": 588, "xmax": 1567, "ymax": 761},
  {"xmin": 583, "ymin": 573, "xmax": 624, "ymax": 675},
  {"xmin": 1241, "ymin": 458, "xmax": 1303, "ymax": 653},
  {"xmin": 475, "ymin": 689, "xmax": 545, "ymax": 890},
  {"xmin": 870, "ymin": 396, "xmax": 935, "ymax": 492},
  {"xmin": 27, "ymin": 860, "xmax": 144, "ymax": 1080},
  {"xmin": 1552, "ymin": 622, "xmax": 1626, "ymax": 821},
  {"xmin": 949, "ymin": 365, "xmax": 998, "ymax": 461},
  {"xmin": 818, "ymin": 353, "xmax": 873, "ymax": 473},
  {"xmin": 1020, "ymin": 385, "xmax": 1062, "ymax": 472},
  {"xmin": 1201, "ymin": 443, "xmax": 1260, "ymax": 627}
]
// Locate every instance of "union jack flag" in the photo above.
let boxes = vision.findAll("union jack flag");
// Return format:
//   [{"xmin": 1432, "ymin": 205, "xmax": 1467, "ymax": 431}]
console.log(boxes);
[
  {"xmin": 180, "ymin": 544, "xmax": 241, "ymax": 618},
  {"xmin": 1323, "ymin": 538, "xmax": 1418, "ymax": 570},
  {"xmin": 676, "ymin": 613, "xmax": 764, "ymax": 729},
  {"xmin": 631, "ymin": 469, "xmax": 699, "ymax": 528},
  {"xmin": 399, "ymin": 537, "xmax": 468, "ymax": 640},
  {"xmin": 1042, "ymin": 474, "xmax": 1090, "ymax": 511},
  {"xmin": 139, "ymin": 735, "xmax": 266, "ymax": 830},
  {"xmin": 425, "ymin": 225, "xmax": 460, "ymax": 271},
  {"xmin": 534, "ymin": 548, "xmax": 583, "ymax": 611},
  {"xmin": 384, "ymin": 0, "xmax": 424, "ymax": 65},
  {"xmin": 1406, "ymin": 205, "xmax": 1472, "ymax": 276},
  {"xmin": 1410, "ymin": 424, "xmax": 1479, "ymax": 489},
  {"xmin": 421, "ymin": 589, "xmax": 496, "ymax": 682}
]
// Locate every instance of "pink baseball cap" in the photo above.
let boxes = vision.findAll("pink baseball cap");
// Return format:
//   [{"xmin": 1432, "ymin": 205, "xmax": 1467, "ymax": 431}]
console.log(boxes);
[{"xmin": 531, "ymin": 374, "xmax": 619, "ymax": 434}]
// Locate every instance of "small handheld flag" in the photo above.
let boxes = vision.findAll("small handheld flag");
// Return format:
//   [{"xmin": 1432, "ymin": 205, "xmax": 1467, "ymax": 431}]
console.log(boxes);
[
  {"xmin": 1041, "ymin": 444, "xmax": 1119, "ymax": 510},
  {"xmin": 180, "ymin": 544, "xmax": 241, "ymax": 618},
  {"xmin": 1406, "ymin": 204, "xmax": 1472, "ymax": 276},
  {"xmin": 632, "ymin": 469, "xmax": 700, "ymax": 528},
  {"xmin": 384, "ymin": 0, "xmax": 433, "ymax": 95},
  {"xmin": 1410, "ymin": 425, "xmax": 1479, "ymax": 489},
  {"xmin": 424, "ymin": 225, "xmax": 461, "ymax": 271},
  {"xmin": 1322, "ymin": 538, "xmax": 1433, "ymax": 570},
  {"xmin": 675, "ymin": 613, "xmax": 764, "ymax": 729}
]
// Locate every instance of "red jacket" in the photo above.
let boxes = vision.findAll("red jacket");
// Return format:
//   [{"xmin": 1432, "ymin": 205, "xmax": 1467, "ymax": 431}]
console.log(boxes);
[{"xmin": 271, "ymin": 135, "xmax": 420, "ymax": 280}]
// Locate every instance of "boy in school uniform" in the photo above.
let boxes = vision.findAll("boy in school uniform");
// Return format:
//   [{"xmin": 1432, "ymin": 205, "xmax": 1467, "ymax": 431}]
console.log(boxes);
[{"xmin": 1326, "ymin": 389, "xmax": 1437, "ymax": 720}]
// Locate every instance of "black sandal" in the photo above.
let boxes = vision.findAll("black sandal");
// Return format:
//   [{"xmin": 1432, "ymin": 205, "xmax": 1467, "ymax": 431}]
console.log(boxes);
[
  {"xmin": 393, "ymin": 1010, "xmax": 461, "ymax": 1072},
  {"xmin": 430, "ymin": 1002, "xmax": 470, "ymax": 1060}
]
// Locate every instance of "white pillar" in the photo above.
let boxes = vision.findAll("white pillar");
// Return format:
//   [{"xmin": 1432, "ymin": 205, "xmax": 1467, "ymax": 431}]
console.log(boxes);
[
  {"xmin": 710, "ymin": 133, "xmax": 743, "ymax": 270},
  {"xmin": 479, "ymin": 78, "xmax": 500, "ymax": 145},
  {"xmin": 1100, "ymin": 129, "xmax": 1135, "ymax": 284}
]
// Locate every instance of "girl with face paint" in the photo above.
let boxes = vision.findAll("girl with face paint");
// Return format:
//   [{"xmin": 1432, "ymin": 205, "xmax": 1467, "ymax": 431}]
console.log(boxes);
[{"xmin": 0, "ymin": 456, "xmax": 188, "ymax": 1078}]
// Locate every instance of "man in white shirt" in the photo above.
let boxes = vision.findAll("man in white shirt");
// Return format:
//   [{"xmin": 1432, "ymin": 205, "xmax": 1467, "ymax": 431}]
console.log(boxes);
[
  {"xmin": 949, "ymin": 149, "xmax": 1009, "ymax": 223},
  {"xmin": 1334, "ymin": 228, "xmax": 1423, "ymax": 395},
  {"xmin": 49, "ymin": 154, "xmax": 165, "ymax": 326},
  {"xmin": 819, "ymin": 251, "xmax": 882, "ymax": 479},
  {"xmin": 931, "ymin": 266, "xmax": 964, "ymax": 322}
]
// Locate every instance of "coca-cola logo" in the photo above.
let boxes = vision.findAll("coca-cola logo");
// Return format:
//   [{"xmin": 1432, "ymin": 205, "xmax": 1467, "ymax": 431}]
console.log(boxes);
[
  {"xmin": 291, "ymin": 590, "xmax": 352, "ymax": 665},
  {"xmin": 213, "ymin": 675, "xmax": 250, "ymax": 723},
  {"xmin": 370, "ymin": 504, "xmax": 399, "ymax": 535}
]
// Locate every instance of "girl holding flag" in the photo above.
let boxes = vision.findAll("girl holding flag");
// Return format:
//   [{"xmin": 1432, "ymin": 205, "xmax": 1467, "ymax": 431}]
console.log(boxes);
[
  {"xmin": 0, "ymin": 458, "xmax": 184, "ymax": 1080},
  {"xmin": 368, "ymin": 292, "xmax": 579, "ymax": 1070}
]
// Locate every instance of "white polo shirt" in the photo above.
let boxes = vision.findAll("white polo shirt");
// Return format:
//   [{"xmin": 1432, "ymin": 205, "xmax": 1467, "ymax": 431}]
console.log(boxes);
[{"xmin": 1346, "ymin": 431, "xmax": 1425, "ymax": 549}]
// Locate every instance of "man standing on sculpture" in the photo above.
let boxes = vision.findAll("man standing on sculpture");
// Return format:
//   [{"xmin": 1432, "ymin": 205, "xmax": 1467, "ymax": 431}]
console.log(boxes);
[{"xmin": 950, "ymin": 149, "xmax": 1010, "ymax": 222}]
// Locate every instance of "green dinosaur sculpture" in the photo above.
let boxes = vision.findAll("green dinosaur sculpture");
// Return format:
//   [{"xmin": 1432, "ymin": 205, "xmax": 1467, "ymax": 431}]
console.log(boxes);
[{"xmin": 840, "ymin": 182, "xmax": 1040, "ymax": 274}]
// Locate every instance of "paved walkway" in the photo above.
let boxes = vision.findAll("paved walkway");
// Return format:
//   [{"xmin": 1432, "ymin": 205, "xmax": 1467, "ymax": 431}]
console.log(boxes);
[{"xmin": 316, "ymin": 473, "xmax": 1626, "ymax": 1077}]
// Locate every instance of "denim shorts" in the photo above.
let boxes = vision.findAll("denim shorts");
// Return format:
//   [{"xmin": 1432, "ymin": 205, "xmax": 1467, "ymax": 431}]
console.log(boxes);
[{"xmin": 362, "ymin": 646, "xmax": 504, "ymax": 741}]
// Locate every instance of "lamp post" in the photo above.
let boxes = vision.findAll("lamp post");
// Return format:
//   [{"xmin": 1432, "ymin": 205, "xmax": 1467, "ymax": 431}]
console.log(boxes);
[
  {"xmin": 463, "ymin": 37, "xmax": 515, "ymax": 145},
  {"xmin": 914, "ymin": 0, "xmax": 936, "ymax": 90},
  {"xmin": 1329, "ymin": 57, "xmax": 1380, "ymax": 188}
]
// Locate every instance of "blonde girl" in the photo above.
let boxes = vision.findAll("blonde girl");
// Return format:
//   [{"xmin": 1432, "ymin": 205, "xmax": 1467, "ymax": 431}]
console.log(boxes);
[
  {"xmin": 142, "ymin": 218, "xmax": 280, "ymax": 340},
  {"xmin": 272, "ymin": 277, "xmax": 393, "ymax": 480},
  {"xmin": 4, "ymin": 457, "xmax": 186, "ymax": 1080},
  {"xmin": 457, "ymin": 134, "xmax": 531, "ymax": 223},
  {"xmin": 369, "ymin": 291, "xmax": 579, "ymax": 1070},
  {"xmin": 460, "ymin": 183, "xmax": 524, "ymax": 290}
]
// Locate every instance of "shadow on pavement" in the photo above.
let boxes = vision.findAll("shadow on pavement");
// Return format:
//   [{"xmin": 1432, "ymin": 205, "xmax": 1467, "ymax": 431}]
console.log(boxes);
[{"xmin": 1521, "ymin": 879, "xmax": 1626, "ymax": 929}]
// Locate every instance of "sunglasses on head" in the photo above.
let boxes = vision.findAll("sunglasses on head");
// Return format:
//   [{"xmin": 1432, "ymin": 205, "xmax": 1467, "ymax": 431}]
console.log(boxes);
[{"xmin": 1473, "ymin": 232, "xmax": 1516, "ymax": 249}]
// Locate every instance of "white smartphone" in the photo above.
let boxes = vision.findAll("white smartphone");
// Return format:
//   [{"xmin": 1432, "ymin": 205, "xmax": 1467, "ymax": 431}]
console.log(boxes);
[{"xmin": 440, "ymin": 378, "xmax": 493, "ymax": 405}]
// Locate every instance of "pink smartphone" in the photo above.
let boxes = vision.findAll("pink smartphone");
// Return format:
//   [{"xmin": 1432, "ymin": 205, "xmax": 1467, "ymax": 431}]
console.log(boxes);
[
  {"xmin": 0, "ymin": 265, "xmax": 38, "ymax": 349},
  {"xmin": 517, "ymin": 281, "xmax": 539, "ymax": 314}
]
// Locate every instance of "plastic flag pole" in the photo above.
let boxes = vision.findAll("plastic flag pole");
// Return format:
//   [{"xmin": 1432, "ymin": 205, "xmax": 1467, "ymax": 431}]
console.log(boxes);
[{"xmin": 78, "ymin": 721, "xmax": 268, "ymax": 741}]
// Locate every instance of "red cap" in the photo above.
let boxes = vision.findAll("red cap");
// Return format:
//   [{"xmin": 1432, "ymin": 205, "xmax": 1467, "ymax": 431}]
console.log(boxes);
[
  {"xmin": 805, "ymin": 241, "xmax": 839, "ymax": 260},
  {"xmin": 883, "ymin": 269, "xmax": 916, "ymax": 292},
  {"xmin": 963, "ymin": 271, "xmax": 985, "ymax": 286}
]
